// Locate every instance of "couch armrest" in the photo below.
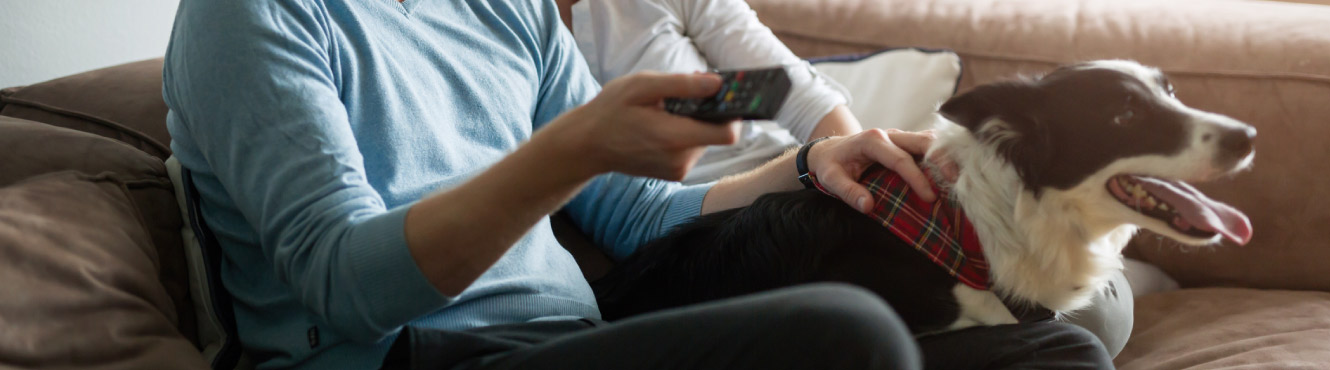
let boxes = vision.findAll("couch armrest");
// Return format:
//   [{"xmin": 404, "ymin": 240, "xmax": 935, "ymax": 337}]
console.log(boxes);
[{"xmin": 749, "ymin": 0, "xmax": 1330, "ymax": 291}]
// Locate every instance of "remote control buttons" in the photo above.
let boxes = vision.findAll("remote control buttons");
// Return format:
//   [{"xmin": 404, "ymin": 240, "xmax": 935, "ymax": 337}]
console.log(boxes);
[{"xmin": 664, "ymin": 66, "xmax": 791, "ymax": 124}]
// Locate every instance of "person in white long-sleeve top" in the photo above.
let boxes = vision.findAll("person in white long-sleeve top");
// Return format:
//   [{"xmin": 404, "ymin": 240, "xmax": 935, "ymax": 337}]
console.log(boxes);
[
  {"xmin": 563, "ymin": 0, "xmax": 859, "ymax": 184},
  {"xmin": 556, "ymin": 0, "xmax": 1136, "ymax": 363}
]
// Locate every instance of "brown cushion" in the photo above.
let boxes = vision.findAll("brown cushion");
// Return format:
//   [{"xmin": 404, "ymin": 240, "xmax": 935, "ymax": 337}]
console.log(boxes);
[
  {"xmin": 0, "ymin": 172, "xmax": 207, "ymax": 369},
  {"xmin": 0, "ymin": 115, "xmax": 194, "ymax": 343},
  {"xmin": 0, "ymin": 58, "xmax": 169, "ymax": 159},
  {"xmin": 1116, "ymin": 288, "xmax": 1330, "ymax": 369},
  {"xmin": 0, "ymin": 115, "xmax": 161, "ymax": 186},
  {"xmin": 749, "ymin": 0, "xmax": 1330, "ymax": 291}
]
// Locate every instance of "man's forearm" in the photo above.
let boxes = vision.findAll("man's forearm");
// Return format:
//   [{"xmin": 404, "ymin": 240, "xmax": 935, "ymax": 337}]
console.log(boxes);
[{"xmin": 404, "ymin": 130, "xmax": 595, "ymax": 296}]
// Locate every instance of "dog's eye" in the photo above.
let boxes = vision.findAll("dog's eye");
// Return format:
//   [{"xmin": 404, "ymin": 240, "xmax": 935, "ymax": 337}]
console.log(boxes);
[
  {"xmin": 1113, "ymin": 108, "xmax": 1135, "ymax": 125},
  {"xmin": 1164, "ymin": 82, "xmax": 1176, "ymax": 97}
]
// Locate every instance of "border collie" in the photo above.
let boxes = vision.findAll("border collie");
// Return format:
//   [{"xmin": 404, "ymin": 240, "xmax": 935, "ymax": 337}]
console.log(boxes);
[{"xmin": 592, "ymin": 60, "xmax": 1256, "ymax": 334}]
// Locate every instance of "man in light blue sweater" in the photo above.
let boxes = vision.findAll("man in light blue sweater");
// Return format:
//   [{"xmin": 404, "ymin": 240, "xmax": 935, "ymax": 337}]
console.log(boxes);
[{"xmin": 164, "ymin": 0, "xmax": 1111, "ymax": 369}]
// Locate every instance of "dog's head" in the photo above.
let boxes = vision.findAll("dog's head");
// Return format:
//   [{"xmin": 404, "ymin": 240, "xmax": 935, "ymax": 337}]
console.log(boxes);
[{"xmin": 938, "ymin": 60, "xmax": 1254, "ymax": 246}]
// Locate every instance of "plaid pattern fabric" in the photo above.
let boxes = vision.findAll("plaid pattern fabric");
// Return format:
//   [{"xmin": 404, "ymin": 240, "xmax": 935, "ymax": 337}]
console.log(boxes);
[{"xmin": 810, "ymin": 164, "xmax": 991, "ymax": 290}]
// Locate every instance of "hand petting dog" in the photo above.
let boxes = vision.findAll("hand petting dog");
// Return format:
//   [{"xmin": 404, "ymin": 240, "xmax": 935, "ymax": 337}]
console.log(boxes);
[
  {"xmin": 700, "ymin": 126, "xmax": 939, "ymax": 214},
  {"xmin": 806, "ymin": 129, "xmax": 939, "ymax": 212}
]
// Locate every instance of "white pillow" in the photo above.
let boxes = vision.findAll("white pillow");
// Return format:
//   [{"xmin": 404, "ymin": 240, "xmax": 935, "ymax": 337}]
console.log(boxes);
[
  {"xmin": 812, "ymin": 48, "xmax": 962, "ymax": 132},
  {"xmin": 1122, "ymin": 257, "xmax": 1182, "ymax": 297},
  {"xmin": 680, "ymin": 49, "xmax": 963, "ymax": 185}
]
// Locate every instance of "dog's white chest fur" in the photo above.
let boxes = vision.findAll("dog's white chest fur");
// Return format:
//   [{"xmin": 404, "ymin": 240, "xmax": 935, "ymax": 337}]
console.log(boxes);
[{"xmin": 926, "ymin": 120, "xmax": 1133, "ymax": 331}]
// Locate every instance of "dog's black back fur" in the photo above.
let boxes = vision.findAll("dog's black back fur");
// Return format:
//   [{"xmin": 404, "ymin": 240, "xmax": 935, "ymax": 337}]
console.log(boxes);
[{"xmin": 592, "ymin": 188, "xmax": 963, "ymax": 334}]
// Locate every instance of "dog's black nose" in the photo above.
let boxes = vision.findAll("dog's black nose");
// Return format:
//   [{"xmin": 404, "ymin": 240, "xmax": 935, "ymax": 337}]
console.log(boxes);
[{"xmin": 1217, "ymin": 125, "xmax": 1256, "ymax": 164}]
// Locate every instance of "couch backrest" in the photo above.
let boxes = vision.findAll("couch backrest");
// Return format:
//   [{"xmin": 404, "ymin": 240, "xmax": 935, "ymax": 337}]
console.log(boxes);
[{"xmin": 0, "ymin": 58, "xmax": 171, "ymax": 159}]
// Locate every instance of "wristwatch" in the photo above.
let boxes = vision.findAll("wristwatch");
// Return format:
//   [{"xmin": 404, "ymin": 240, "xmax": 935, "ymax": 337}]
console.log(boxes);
[{"xmin": 796, "ymin": 137, "xmax": 830, "ymax": 189}]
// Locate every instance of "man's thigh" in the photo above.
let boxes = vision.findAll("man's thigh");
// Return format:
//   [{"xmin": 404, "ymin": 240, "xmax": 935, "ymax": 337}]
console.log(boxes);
[
  {"xmin": 388, "ymin": 283, "xmax": 922, "ymax": 370},
  {"xmin": 918, "ymin": 322, "xmax": 1114, "ymax": 370},
  {"xmin": 387, "ymin": 284, "xmax": 1113, "ymax": 370}
]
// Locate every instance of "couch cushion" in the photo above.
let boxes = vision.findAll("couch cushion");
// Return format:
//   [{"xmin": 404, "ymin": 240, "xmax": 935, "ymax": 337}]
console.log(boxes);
[
  {"xmin": 748, "ymin": 0, "xmax": 1330, "ymax": 292},
  {"xmin": 0, "ymin": 115, "xmax": 161, "ymax": 185},
  {"xmin": 1116, "ymin": 288, "xmax": 1330, "ymax": 369},
  {"xmin": 810, "ymin": 48, "xmax": 961, "ymax": 133},
  {"xmin": 0, "ymin": 172, "xmax": 207, "ymax": 370},
  {"xmin": 0, "ymin": 58, "xmax": 169, "ymax": 159},
  {"xmin": 0, "ymin": 115, "xmax": 194, "ymax": 343}
]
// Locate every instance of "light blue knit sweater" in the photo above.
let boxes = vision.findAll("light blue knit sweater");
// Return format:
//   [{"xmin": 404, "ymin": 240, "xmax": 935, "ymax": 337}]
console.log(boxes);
[{"xmin": 163, "ymin": 0, "xmax": 710, "ymax": 368}]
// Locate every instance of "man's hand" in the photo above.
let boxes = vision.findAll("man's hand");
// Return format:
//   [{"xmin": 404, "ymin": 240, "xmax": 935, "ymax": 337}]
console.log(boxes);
[
  {"xmin": 806, "ymin": 129, "xmax": 937, "ymax": 213},
  {"xmin": 543, "ymin": 72, "xmax": 740, "ymax": 181}
]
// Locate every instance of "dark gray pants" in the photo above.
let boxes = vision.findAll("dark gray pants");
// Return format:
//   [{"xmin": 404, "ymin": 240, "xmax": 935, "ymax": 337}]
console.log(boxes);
[{"xmin": 383, "ymin": 284, "xmax": 1112, "ymax": 370}]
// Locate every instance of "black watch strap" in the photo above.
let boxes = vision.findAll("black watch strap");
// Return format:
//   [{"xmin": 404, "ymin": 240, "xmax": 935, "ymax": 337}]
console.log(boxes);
[{"xmin": 796, "ymin": 137, "xmax": 830, "ymax": 189}]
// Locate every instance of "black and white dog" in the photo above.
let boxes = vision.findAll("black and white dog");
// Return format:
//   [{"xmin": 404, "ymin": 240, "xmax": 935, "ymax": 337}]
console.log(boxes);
[{"xmin": 592, "ymin": 60, "xmax": 1256, "ymax": 334}]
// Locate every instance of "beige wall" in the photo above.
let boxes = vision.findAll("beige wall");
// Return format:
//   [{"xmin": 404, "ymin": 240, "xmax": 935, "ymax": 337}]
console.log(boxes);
[{"xmin": 0, "ymin": 1, "xmax": 179, "ymax": 87}]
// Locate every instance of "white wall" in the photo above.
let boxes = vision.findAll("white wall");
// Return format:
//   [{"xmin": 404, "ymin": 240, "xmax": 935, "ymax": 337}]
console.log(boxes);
[{"xmin": 0, "ymin": 1, "xmax": 179, "ymax": 87}]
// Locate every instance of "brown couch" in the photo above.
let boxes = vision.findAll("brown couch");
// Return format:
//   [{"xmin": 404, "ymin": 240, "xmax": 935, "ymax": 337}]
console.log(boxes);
[{"xmin": 1, "ymin": 0, "xmax": 1327, "ymax": 368}]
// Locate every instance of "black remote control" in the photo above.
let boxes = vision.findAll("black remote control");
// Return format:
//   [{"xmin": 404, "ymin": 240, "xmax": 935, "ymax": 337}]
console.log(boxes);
[{"xmin": 664, "ymin": 66, "xmax": 793, "ymax": 124}]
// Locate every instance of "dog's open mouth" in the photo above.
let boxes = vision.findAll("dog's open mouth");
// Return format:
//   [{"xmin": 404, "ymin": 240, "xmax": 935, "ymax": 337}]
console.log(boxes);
[{"xmin": 1107, "ymin": 175, "xmax": 1252, "ymax": 245}]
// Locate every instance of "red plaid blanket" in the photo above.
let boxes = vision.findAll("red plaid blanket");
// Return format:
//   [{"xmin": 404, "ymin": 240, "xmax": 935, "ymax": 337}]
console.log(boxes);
[{"xmin": 810, "ymin": 164, "xmax": 990, "ymax": 290}]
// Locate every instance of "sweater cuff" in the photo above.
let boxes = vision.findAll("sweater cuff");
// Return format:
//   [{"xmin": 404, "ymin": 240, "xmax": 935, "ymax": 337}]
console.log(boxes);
[
  {"xmin": 659, "ymin": 182, "xmax": 713, "ymax": 233},
  {"xmin": 345, "ymin": 204, "xmax": 453, "ymax": 336}
]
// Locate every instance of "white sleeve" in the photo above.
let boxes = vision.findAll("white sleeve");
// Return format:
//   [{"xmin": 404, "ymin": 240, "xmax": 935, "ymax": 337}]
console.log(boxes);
[
  {"xmin": 674, "ymin": 0, "xmax": 850, "ymax": 142},
  {"xmin": 571, "ymin": 0, "xmax": 709, "ymax": 83},
  {"xmin": 572, "ymin": 0, "xmax": 849, "ymax": 142}
]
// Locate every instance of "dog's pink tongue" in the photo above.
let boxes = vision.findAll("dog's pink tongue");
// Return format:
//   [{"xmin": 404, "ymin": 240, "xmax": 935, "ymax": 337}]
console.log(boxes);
[{"xmin": 1135, "ymin": 176, "xmax": 1252, "ymax": 245}]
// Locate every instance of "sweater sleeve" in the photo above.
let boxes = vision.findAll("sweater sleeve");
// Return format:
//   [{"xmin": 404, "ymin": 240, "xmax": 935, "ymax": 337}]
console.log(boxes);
[
  {"xmin": 564, "ymin": 175, "xmax": 713, "ymax": 261},
  {"xmin": 162, "ymin": 1, "xmax": 449, "ymax": 343}
]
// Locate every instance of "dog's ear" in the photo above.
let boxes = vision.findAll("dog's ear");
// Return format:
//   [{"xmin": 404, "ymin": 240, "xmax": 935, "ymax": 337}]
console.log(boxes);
[
  {"xmin": 941, "ymin": 80, "xmax": 1055, "ymax": 195},
  {"xmin": 938, "ymin": 81, "xmax": 1038, "ymax": 132}
]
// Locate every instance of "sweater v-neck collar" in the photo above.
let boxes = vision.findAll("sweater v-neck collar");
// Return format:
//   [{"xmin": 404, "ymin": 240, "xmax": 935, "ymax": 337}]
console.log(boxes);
[{"xmin": 387, "ymin": 0, "xmax": 422, "ymax": 16}]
